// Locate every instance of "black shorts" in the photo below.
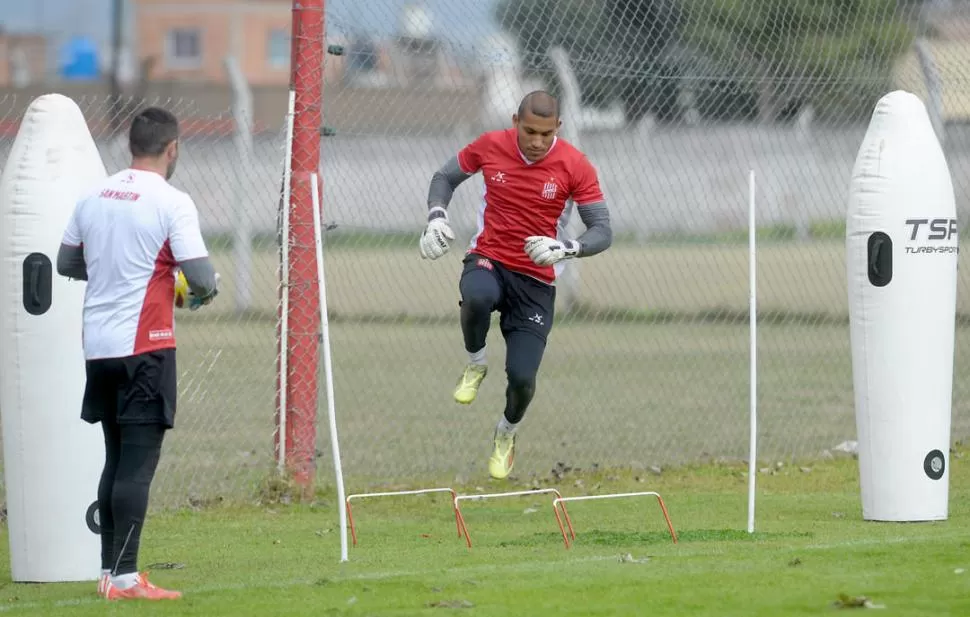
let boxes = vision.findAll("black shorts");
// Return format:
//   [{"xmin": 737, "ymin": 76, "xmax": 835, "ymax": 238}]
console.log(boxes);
[
  {"xmin": 81, "ymin": 348, "xmax": 178, "ymax": 429},
  {"xmin": 461, "ymin": 252, "xmax": 557, "ymax": 341}
]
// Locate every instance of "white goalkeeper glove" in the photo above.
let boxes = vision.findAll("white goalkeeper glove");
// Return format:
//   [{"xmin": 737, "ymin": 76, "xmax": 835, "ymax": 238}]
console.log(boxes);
[
  {"xmin": 419, "ymin": 207, "xmax": 455, "ymax": 260},
  {"xmin": 524, "ymin": 236, "xmax": 579, "ymax": 266}
]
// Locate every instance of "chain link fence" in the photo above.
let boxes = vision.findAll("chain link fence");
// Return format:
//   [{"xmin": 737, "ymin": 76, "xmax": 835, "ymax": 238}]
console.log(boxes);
[
  {"xmin": 313, "ymin": 0, "xmax": 970, "ymax": 490},
  {"xmin": 0, "ymin": 95, "xmax": 288, "ymax": 508},
  {"xmin": 2, "ymin": 0, "xmax": 970, "ymax": 510}
]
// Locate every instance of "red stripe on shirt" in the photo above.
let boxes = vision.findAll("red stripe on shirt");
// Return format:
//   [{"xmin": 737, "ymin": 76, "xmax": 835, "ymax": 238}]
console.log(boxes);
[{"xmin": 133, "ymin": 240, "xmax": 178, "ymax": 354}]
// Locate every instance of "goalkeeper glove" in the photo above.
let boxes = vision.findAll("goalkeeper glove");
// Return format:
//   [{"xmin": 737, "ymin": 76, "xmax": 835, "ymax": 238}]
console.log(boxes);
[
  {"xmin": 188, "ymin": 273, "xmax": 220, "ymax": 311},
  {"xmin": 419, "ymin": 206, "xmax": 455, "ymax": 260},
  {"xmin": 524, "ymin": 236, "xmax": 579, "ymax": 266},
  {"xmin": 175, "ymin": 270, "xmax": 220, "ymax": 311}
]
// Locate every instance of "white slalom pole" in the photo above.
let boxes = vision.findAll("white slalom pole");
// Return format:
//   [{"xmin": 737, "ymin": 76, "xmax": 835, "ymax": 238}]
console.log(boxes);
[
  {"xmin": 747, "ymin": 169, "xmax": 758, "ymax": 534},
  {"xmin": 278, "ymin": 89, "xmax": 295, "ymax": 474},
  {"xmin": 310, "ymin": 172, "xmax": 349, "ymax": 562}
]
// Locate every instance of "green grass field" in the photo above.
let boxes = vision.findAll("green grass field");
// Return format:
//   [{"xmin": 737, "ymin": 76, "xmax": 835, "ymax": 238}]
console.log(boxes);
[
  {"xmin": 205, "ymin": 235, "xmax": 970, "ymax": 320},
  {"xmin": 1, "ymin": 451, "xmax": 968, "ymax": 615},
  {"xmin": 136, "ymin": 238, "xmax": 970, "ymax": 508},
  {"xmin": 1, "ymin": 236, "xmax": 969, "ymax": 615}
]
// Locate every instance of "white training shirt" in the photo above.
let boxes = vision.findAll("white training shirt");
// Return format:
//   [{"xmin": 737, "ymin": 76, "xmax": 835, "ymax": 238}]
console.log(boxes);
[{"xmin": 61, "ymin": 168, "xmax": 208, "ymax": 360}]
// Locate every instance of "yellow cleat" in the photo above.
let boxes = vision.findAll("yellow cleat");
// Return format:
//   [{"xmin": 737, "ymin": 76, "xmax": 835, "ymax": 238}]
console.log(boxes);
[
  {"xmin": 488, "ymin": 431, "xmax": 516, "ymax": 479},
  {"xmin": 453, "ymin": 364, "xmax": 487, "ymax": 404}
]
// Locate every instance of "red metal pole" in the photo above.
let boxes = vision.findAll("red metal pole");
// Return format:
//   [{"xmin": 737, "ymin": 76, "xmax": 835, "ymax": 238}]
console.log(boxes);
[{"xmin": 276, "ymin": 0, "xmax": 324, "ymax": 494}]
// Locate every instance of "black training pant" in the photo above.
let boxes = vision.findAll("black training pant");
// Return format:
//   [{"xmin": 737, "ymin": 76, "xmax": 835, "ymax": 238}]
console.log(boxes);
[
  {"xmin": 82, "ymin": 349, "xmax": 175, "ymax": 575},
  {"xmin": 459, "ymin": 253, "xmax": 555, "ymax": 424},
  {"xmin": 98, "ymin": 421, "xmax": 165, "ymax": 574}
]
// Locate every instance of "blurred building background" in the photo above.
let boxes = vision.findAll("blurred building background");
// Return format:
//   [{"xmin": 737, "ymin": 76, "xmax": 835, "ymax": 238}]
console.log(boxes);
[
  {"xmin": 0, "ymin": 0, "xmax": 966, "ymax": 133},
  {"xmin": 4, "ymin": 0, "xmax": 970, "ymax": 243},
  {"xmin": 0, "ymin": 0, "xmax": 487, "ymax": 134}
]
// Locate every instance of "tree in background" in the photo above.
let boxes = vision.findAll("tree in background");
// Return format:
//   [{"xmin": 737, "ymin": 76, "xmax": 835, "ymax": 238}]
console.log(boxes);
[
  {"xmin": 680, "ymin": 0, "xmax": 915, "ymax": 123},
  {"xmin": 494, "ymin": 0, "xmax": 915, "ymax": 124},
  {"xmin": 494, "ymin": 0, "xmax": 683, "ymax": 124}
]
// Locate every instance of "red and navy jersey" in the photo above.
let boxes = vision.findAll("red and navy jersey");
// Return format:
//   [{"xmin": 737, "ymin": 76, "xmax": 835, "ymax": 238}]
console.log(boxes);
[{"xmin": 457, "ymin": 128, "xmax": 604, "ymax": 284}]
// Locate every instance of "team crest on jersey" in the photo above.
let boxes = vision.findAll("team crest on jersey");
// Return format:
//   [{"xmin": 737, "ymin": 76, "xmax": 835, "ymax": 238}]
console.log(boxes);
[{"xmin": 541, "ymin": 177, "xmax": 558, "ymax": 200}]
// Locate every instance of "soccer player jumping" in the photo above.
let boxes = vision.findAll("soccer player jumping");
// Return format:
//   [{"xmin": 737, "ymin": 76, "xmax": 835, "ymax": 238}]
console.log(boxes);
[{"xmin": 419, "ymin": 90, "xmax": 613, "ymax": 480}]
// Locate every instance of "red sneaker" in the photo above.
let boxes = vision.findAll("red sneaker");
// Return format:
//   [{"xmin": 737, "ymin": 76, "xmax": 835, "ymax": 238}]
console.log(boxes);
[
  {"xmin": 105, "ymin": 572, "xmax": 182, "ymax": 600},
  {"xmin": 97, "ymin": 574, "xmax": 110, "ymax": 597}
]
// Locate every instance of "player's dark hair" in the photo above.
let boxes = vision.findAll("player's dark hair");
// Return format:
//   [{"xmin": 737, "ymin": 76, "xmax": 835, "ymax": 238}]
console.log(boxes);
[
  {"xmin": 128, "ymin": 107, "xmax": 179, "ymax": 158},
  {"xmin": 518, "ymin": 90, "xmax": 559, "ymax": 120}
]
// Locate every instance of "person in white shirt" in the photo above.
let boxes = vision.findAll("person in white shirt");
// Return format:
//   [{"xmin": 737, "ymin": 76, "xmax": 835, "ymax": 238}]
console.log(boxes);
[{"xmin": 57, "ymin": 107, "xmax": 218, "ymax": 601}]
